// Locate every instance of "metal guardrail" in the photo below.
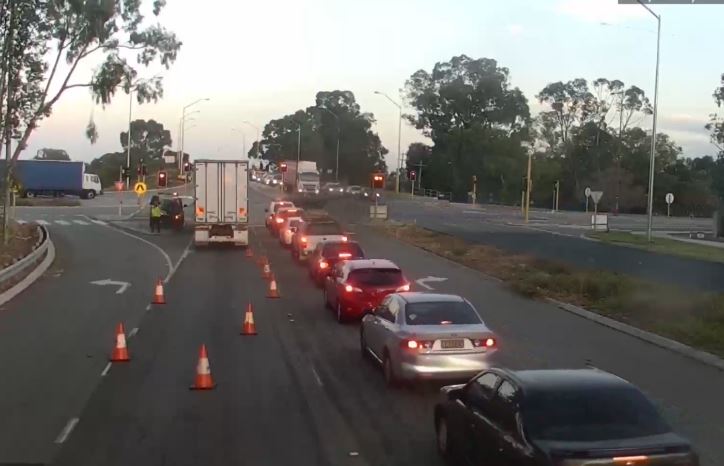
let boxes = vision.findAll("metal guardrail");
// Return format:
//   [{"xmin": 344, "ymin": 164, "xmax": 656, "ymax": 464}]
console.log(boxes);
[{"xmin": 0, "ymin": 225, "xmax": 49, "ymax": 286}]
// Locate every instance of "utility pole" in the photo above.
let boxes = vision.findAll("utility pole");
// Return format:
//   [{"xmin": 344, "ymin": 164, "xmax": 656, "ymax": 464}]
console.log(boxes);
[
  {"xmin": 2, "ymin": 0, "xmax": 17, "ymax": 243},
  {"xmin": 525, "ymin": 151, "xmax": 532, "ymax": 223}
]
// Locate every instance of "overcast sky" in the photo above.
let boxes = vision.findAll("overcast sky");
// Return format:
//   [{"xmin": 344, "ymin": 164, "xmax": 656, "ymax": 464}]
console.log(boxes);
[{"xmin": 23, "ymin": 0, "xmax": 724, "ymax": 168}]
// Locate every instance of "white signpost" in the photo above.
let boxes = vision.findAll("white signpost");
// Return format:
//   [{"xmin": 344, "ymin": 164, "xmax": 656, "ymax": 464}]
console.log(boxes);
[
  {"xmin": 590, "ymin": 191, "xmax": 607, "ymax": 231},
  {"xmin": 665, "ymin": 192, "xmax": 674, "ymax": 217},
  {"xmin": 584, "ymin": 187, "xmax": 592, "ymax": 213}
]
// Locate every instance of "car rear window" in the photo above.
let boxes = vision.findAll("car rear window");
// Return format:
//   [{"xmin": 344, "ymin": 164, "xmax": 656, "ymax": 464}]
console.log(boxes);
[
  {"xmin": 405, "ymin": 301, "xmax": 481, "ymax": 325},
  {"xmin": 348, "ymin": 268, "xmax": 402, "ymax": 287},
  {"xmin": 323, "ymin": 242, "xmax": 364, "ymax": 258},
  {"xmin": 522, "ymin": 387, "xmax": 671, "ymax": 442},
  {"xmin": 273, "ymin": 203, "xmax": 294, "ymax": 213},
  {"xmin": 306, "ymin": 222, "xmax": 343, "ymax": 235},
  {"xmin": 278, "ymin": 209, "xmax": 303, "ymax": 219},
  {"xmin": 289, "ymin": 219, "xmax": 302, "ymax": 228}
]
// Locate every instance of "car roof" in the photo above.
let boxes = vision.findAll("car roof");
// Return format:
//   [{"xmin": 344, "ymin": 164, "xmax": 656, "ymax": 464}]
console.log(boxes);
[
  {"xmin": 493, "ymin": 368, "xmax": 632, "ymax": 392},
  {"xmin": 397, "ymin": 292, "xmax": 465, "ymax": 304},
  {"xmin": 278, "ymin": 207, "xmax": 303, "ymax": 214},
  {"xmin": 344, "ymin": 259, "xmax": 399, "ymax": 271}
]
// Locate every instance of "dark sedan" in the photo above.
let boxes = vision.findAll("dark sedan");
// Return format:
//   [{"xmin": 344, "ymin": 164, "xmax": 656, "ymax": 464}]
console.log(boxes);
[{"xmin": 434, "ymin": 368, "xmax": 698, "ymax": 466}]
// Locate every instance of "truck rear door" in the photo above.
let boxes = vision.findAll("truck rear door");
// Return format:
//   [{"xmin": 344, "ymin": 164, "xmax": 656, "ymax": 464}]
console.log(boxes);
[{"xmin": 195, "ymin": 161, "xmax": 248, "ymax": 224}]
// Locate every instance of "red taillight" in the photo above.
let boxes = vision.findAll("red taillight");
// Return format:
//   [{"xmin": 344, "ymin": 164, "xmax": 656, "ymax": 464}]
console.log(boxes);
[
  {"xmin": 341, "ymin": 236, "xmax": 348, "ymax": 242},
  {"xmin": 301, "ymin": 236, "xmax": 307, "ymax": 243},
  {"xmin": 344, "ymin": 284, "xmax": 362, "ymax": 293},
  {"xmin": 402, "ymin": 339, "xmax": 432, "ymax": 350},
  {"xmin": 406, "ymin": 340, "xmax": 418, "ymax": 349},
  {"xmin": 319, "ymin": 261, "xmax": 328, "ymax": 269},
  {"xmin": 338, "ymin": 252, "xmax": 352, "ymax": 258},
  {"xmin": 396, "ymin": 283, "xmax": 410, "ymax": 292},
  {"xmin": 485, "ymin": 338, "xmax": 496, "ymax": 347},
  {"xmin": 276, "ymin": 218, "xmax": 284, "ymax": 224},
  {"xmin": 472, "ymin": 337, "xmax": 496, "ymax": 348}
]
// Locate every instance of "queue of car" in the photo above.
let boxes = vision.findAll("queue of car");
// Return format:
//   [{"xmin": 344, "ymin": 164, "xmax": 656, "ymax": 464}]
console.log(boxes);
[{"xmin": 262, "ymin": 198, "xmax": 699, "ymax": 466}]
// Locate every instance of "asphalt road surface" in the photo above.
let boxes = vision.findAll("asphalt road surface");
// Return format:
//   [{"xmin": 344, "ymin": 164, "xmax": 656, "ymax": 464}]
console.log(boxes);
[
  {"xmin": 1, "ymin": 185, "xmax": 722, "ymax": 465},
  {"xmin": 385, "ymin": 197, "xmax": 724, "ymax": 291}
]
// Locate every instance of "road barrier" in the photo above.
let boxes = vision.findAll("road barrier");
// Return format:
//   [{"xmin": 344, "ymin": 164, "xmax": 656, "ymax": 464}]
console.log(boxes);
[{"xmin": 0, "ymin": 225, "xmax": 51, "ymax": 293}]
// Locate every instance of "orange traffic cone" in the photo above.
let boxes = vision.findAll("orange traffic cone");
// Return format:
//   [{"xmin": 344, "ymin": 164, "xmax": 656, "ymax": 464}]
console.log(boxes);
[
  {"xmin": 267, "ymin": 274, "xmax": 280, "ymax": 299},
  {"xmin": 245, "ymin": 247, "xmax": 254, "ymax": 258},
  {"xmin": 262, "ymin": 261, "xmax": 272, "ymax": 280},
  {"xmin": 110, "ymin": 323, "xmax": 130, "ymax": 362},
  {"xmin": 241, "ymin": 303, "xmax": 257, "ymax": 335},
  {"xmin": 190, "ymin": 344, "xmax": 215, "ymax": 390},
  {"xmin": 152, "ymin": 279, "xmax": 165, "ymax": 304}
]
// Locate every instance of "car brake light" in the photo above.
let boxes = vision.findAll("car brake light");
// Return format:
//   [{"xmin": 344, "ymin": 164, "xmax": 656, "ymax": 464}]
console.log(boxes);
[
  {"xmin": 396, "ymin": 284, "xmax": 410, "ymax": 292},
  {"xmin": 341, "ymin": 236, "xmax": 348, "ymax": 242},
  {"xmin": 406, "ymin": 340, "xmax": 418, "ymax": 349},
  {"xmin": 319, "ymin": 261, "xmax": 328, "ymax": 269},
  {"xmin": 301, "ymin": 236, "xmax": 307, "ymax": 243},
  {"xmin": 344, "ymin": 284, "xmax": 362, "ymax": 293},
  {"xmin": 276, "ymin": 218, "xmax": 284, "ymax": 224},
  {"xmin": 485, "ymin": 338, "xmax": 496, "ymax": 347},
  {"xmin": 338, "ymin": 252, "xmax": 352, "ymax": 258},
  {"xmin": 402, "ymin": 339, "xmax": 432, "ymax": 350}
]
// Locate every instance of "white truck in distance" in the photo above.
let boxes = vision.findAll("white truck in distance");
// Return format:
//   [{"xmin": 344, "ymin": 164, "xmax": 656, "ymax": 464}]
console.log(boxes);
[
  {"xmin": 282, "ymin": 160, "xmax": 320, "ymax": 194},
  {"xmin": 193, "ymin": 160, "xmax": 249, "ymax": 247}
]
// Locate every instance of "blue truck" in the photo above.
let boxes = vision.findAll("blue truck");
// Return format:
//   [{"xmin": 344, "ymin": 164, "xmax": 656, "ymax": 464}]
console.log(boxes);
[{"xmin": 0, "ymin": 160, "xmax": 103, "ymax": 199}]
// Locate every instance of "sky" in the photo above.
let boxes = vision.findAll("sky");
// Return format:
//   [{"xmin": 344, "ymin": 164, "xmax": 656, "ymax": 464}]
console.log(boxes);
[{"xmin": 23, "ymin": 0, "xmax": 724, "ymax": 169}]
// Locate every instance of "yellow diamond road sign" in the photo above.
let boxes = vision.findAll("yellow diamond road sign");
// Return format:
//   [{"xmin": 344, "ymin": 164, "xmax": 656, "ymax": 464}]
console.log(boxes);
[{"xmin": 133, "ymin": 182, "xmax": 147, "ymax": 195}]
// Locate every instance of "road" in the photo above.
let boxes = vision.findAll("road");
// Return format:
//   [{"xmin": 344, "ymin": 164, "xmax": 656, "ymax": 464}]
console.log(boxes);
[
  {"xmin": 384, "ymin": 196, "xmax": 724, "ymax": 291},
  {"xmin": 0, "ymin": 185, "xmax": 721, "ymax": 465}
]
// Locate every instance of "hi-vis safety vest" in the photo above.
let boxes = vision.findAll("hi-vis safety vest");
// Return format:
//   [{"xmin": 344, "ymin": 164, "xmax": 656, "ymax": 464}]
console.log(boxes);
[{"xmin": 151, "ymin": 206, "xmax": 163, "ymax": 218}]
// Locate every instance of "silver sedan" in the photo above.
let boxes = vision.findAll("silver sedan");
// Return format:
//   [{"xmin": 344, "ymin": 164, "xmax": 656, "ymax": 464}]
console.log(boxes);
[{"xmin": 360, "ymin": 292, "xmax": 497, "ymax": 386}]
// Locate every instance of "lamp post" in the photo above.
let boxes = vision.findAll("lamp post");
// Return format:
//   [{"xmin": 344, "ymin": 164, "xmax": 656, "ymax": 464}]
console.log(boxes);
[
  {"xmin": 637, "ymin": 0, "xmax": 661, "ymax": 242},
  {"xmin": 178, "ymin": 98, "xmax": 210, "ymax": 171},
  {"xmin": 374, "ymin": 91, "xmax": 403, "ymax": 193},
  {"xmin": 316, "ymin": 106, "xmax": 340, "ymax": 181}
]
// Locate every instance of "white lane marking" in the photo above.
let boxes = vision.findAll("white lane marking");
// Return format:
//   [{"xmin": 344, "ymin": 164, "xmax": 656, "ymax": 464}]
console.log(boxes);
[
  {"xmin": 90, "ymin": 219, "xmax": 107, "ymax": 225},
  {"xmin": 36, "ymin": 219, "xmax": 51, "ymax": 225},
  {"xmin": 72, "ymin": 220, "xmax": 89, "ymax": 225},
  {"xmin": 55, "ymin": 220, "xmax": 70, "ymax": 226},
  {"xmin": 415, "ymin": 276, "xmax": 448, "ymax": 290},
  {"xmin": 145, "ymin": 304, "xmax": 151, "ymax": 311},
  {"xmin": 128, "ymin": 327, "xmax": 139, "ymax": 338},
  {"xmin": 54, "ymin": 417, "xmax": 79, "ymax": 444},
  {"xmin": 84, "ymin": 215, "xmax": 173, "ymax": 281},
  {"xmin": 167, "ymin": 238, "xmax": 193, "ymax": 283},
  {"xmin": 90, "ymin": 279, "xmax": 131, "ymax": 294},
  {"xmin": 101, "ymin": 362, "xmax": 112, "ymax": 377},
  {"xmin": 311, "ymin": 365, "xmax": 324, "ymax": 386},
  {"xmin": 16, "ymin": 219, "xmax": 27, "ymax": 224}
]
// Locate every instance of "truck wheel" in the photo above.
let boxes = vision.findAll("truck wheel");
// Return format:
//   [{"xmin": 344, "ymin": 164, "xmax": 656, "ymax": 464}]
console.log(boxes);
[
  {"xmin": 25, "ymin": 191, "xmax": 35, "ymax": 199},
  {"xmin": 86, "ymin": 190, "xmax": 96, "ymax": 199}
]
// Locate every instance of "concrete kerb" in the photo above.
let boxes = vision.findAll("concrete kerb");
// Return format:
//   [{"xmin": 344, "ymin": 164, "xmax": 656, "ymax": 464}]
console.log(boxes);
[
  {"xmin": 546, "ymin": 298, "xmax": 724, "ymax": 372},
  {"xmin": 0, "ymin": 228, "xmax": 56, "ymax": 307}
]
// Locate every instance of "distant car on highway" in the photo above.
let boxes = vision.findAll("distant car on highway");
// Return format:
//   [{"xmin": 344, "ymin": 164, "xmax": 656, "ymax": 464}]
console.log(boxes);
[
  {"xmin": 323, "ymin": 259, "xmax": 409, "ymax": 323},
  {"xmin": 279, "ymin": 217, "xmax": 304, "ymax": 247},
  {"xmin": 322, "ymin": 182, "xmax": 344, "ymax": 194},
  {"xmin": 264, "ymin": 200, "xmax": 295, "ymax": 228},
  {"xmin": 360, "ymin": 293, "xmax": 497, "ymax": 386},
  {"xmin": 433, "ymin": 368, "xmax": 698, "ymax": 466},
  {"xmin": 270, "ymin": 173, "xmax": 282, "ymax": 186},
  {"xmin": 346, "ymin": 185, "xmax": 362, "ymax": 195},
  {"xmin": 308, "ymin": 240, "xmax": 365, "ymax": 286},
  {"xmin": 291, "ymin": 217, "xmax": 346, "ymax": 261}
]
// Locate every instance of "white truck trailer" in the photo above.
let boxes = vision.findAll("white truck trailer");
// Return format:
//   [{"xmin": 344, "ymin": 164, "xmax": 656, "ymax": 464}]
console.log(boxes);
[{"xmin": 193, "ymin": 159, "xmax": 249, "ymax": 247}]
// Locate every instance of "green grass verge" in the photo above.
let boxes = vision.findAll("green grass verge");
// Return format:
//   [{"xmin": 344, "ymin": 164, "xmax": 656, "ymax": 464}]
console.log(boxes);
[
  {"xmin": 377, "ymin": 223, "xmax": 724, "ymax": 359},
  {"xmin": 588, "ymin": 231, "xmax": 724, "ymax": 264}
]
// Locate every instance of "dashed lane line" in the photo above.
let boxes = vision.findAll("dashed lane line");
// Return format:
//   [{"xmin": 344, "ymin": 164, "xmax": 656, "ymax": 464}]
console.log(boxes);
[{"xmin": 54, "ymin": 417, "xmax": 79, "ymax": 444}]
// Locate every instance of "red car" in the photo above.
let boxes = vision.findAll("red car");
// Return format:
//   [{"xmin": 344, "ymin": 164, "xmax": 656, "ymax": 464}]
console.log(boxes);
[
  {"xmin": 265, "ymin": 201, "xmax": 295, "ymax": 229},
  {"xmin": 271, "ymin": 207, "xmax": 304, "ymax": 237},
  {"xmin": 308, "ymin": 240, "xmax": 365, "ymax": 286},
  {"xmin": 323, "ymin": 259, "xmax": 410, "ymax": 323}
]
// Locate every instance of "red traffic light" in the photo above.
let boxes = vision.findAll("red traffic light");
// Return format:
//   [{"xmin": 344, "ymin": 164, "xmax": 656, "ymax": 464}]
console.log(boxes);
[
  {"xmin": 371, "ymin": 173, "xmax": 385, "ymax": 189},
  {"xmin": 280, "ymin": 163, "xmax": 288, "ymax": 173},
  {"xmin": 158, "ymin": 171, "xmax": 167, "ymax": 187},
  {"xmin": 409, "ymin": 170, "xmax": 416, "ymax": 181}
]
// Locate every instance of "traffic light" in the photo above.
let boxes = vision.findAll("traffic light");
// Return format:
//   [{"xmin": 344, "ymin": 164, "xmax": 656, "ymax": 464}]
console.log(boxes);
[
  {"xmin": 409, "ymin": 170, "xmax": 416, "ymax": 181},
  {"xmin": 122, "ymin": 166, "xmax": 130, "ymax": 178},
  {"xmin": 280, "ymin": 162, "xmax": 287, "ymax": 173},
  {"xmin": 372, "ymin": 173, "xmax": 385, "ymax": 189},
  {"xmin": 183, "ymin": 161, "xmax": 191, "ymax": 172},
  {"xmin": 157, "ymin": 171, "xmax": 167, "ymax": 187}
]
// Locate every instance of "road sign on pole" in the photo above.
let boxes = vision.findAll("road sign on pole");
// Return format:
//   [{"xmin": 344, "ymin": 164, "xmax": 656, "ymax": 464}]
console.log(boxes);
[
  {"xmin": 666, "ymin": 192, "xmax": 674, "ymax": 217},
  {"xmin": 591, "ymin": 191, "xmax": 603, "ymax": 204},
  {"xmin": 584, "ymin": 187, "xmax": 591, "ymax": 213},
  {"xmin": 134, "ymin": 181, "xmax": 147, "ymax": 196}
]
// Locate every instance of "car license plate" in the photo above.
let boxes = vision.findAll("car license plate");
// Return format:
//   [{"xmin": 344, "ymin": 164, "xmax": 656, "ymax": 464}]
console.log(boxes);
[{"xmin": 441, "ymin": 339, "xmax": 464, "ymax": 349}]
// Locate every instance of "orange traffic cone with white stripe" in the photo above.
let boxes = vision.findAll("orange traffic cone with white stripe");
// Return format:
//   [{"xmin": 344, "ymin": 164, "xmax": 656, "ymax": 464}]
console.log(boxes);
[
  {"xmin": 110, "ymin": 323, "xmax": 130, "ymax": 362},
  {"xmin": 262, "ymin": 261, "xmax": 272, "ymax": 280},
  {"xmin": 267, "ymin": 274, "xmax": 280, "ymax": 299},
  {"xmin": 152, "ymin": 279, "xmax": 165, "ymax": 304},
  {"xmin": 190, "ymin": 344, "xmax": 215, "ymax": 390},
  {"xmin": 241, "ymin": 303, "xmax": 257, "ymax": 335}
]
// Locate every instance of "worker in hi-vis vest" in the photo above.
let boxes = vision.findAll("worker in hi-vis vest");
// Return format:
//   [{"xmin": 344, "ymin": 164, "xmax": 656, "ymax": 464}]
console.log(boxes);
[{"xmin": 149, "ymin": 200, "xmax": 164, "ymax": 233}]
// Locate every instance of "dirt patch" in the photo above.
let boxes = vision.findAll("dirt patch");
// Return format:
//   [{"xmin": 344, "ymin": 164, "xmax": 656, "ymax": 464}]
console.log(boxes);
[
  {"xmin": 376, "ymin": 223, "xmax": 724, "ymax": 358},
  {"xmin": 15, "ymin": 198, "xmax": 81, "ymax": 207},
  {"xmin": 0, "ymin": 222, "xmax": 41, "ymax": 268}
]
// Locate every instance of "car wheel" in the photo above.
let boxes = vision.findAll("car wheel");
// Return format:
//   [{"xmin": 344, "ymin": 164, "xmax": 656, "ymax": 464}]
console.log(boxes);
[
  {"xmin": 383, "ymin": 352, "xmax": 398, "ymax": 387},
  {"xmin": 336, "ymin": 301, "xmax": 346, "ymax": 324},
  {"xmin": 436, "ymin": 416, "xmax": 454, "ymax": 461}
]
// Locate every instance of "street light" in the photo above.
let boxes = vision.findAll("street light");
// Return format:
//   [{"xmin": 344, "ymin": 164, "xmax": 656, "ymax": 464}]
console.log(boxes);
[
  {"xmin": 242, "ymin": 121, "xmax": 260, "ymax": 160},
  {"xmin": 124, "ymin": 76, "xmax": 158, "ymax": 188},
  {"xmin": 636, "ymin": 0, "xmax": 661, "ymax": 242},
  {"xmin": 374, "ymin": 90, "xmax": 403, "ymax": 193},
  {"xmin": 179, "ymin": 98, "xmax": 210, "ymax": 170},
  {"xmin": 316, "ymin": 106, "xmax": 340, "ymax": 181}
]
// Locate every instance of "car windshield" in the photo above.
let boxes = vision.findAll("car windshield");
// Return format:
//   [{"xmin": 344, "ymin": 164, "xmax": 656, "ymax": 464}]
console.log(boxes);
[
  {"xmin": 299, "ymin": 173, "xmax": 319, "ymax": 181},
  {"xmin": 306, "ymin": 223, "xmax": 343, "ymax": 235},
  {"xmin": 523, "ymin": 387, "xmax": 671, "ymax": 442},
  {"xmin": 405, "ymin": 301, "xmax": 481, "ymax": 325},
  {"xmin": 323, "ymin": 242, "xmax": 363, "ymax": 258},
  {"xmin": 161, "ymin": 200, "xmax": 181, "ymax": 214},
  {"xmin": 348, "ymin": 268, "xmax": 402, "ymax": 287}
]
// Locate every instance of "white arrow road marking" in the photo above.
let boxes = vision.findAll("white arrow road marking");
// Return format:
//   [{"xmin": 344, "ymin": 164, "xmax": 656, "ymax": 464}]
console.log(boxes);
[
  {"xmin": 55, "ymin": 220, "xmax": 70, "ymax": 226},
  {"xmin": 415, "ymin": 276, "xmax": 448, "ymax": 290},
  {"xmin": 90, "ymin": 279, "xmax": 131, "ymax": 294},
  {"xmin": 90, "ymin": 220, "xmax": 107, "ymax": 225},
  {"xmin": 36, "ymin": 220, "xmax": 50, "ymax": 225},
  {"xmin": 72, "ymin": 220, "xmax": 89, "ymax": 225}
]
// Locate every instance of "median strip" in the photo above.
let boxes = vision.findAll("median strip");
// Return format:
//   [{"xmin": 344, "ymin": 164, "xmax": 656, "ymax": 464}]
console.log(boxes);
[{"xmin": 375, "ymin": 222, "xmax": 724, "ymax": 360}]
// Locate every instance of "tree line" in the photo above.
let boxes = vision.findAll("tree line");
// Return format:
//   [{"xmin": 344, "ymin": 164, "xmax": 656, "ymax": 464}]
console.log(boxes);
[{"xmin": 402, "ymin": 55, "xmax": 724, "ymax": 216}]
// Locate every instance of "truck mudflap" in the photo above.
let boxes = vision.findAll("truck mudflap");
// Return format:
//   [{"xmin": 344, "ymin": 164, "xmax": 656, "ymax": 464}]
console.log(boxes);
[{"xmin": 194, "ymin": 224, "xmax": 248, "ymax": 247}]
